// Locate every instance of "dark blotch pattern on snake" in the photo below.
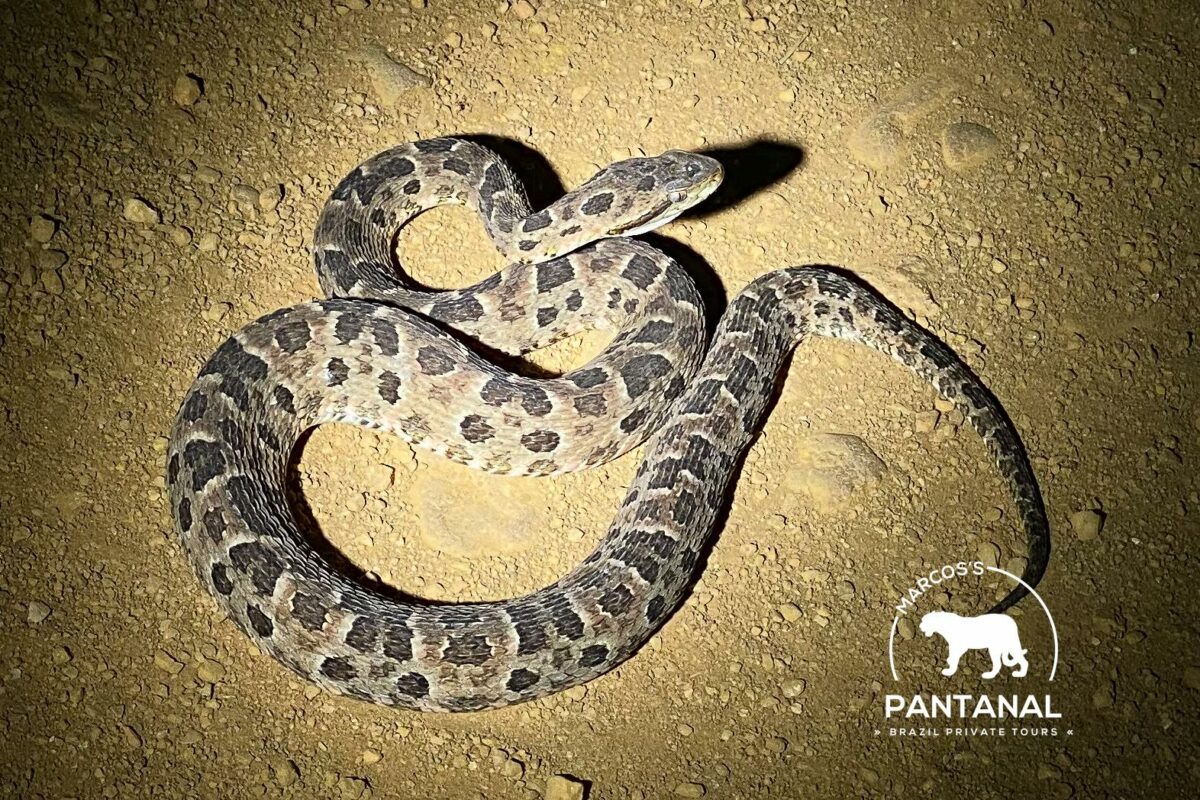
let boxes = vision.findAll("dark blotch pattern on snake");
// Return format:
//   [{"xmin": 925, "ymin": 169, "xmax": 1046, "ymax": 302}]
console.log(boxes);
[{"xmin": 167, "ymin": 137, "xmax": 1050, "ymax": 711}]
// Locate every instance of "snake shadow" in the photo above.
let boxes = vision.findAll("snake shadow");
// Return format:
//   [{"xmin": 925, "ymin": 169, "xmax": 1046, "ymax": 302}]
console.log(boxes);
[
  {"xmin": 660, "ymin": 138, "xmax": 806, "ymax": 330},
  {"xmin": 461, "ymin": 133, "xmax": 567, "ymax": 208},
  {"xmin": 693, "ymin": 138, "xmax": 805, "ymax": 216},
  {"xmin": 464, "ymin": 135, "xmax": 806, "ymax": 220},
  {"xmin": 284, "ymin": 436, "xmax": 433, "ymax": 603}
]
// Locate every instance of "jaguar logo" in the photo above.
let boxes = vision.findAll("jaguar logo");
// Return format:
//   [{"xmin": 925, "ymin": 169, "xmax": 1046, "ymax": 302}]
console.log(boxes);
[{"xmin": 918, "ymin": 611, "xmax": 1029, "ymax": 679}]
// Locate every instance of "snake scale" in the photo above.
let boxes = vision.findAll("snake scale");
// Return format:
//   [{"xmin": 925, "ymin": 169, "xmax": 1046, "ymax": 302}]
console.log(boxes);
[{"xmin": 167, "ymin": 137, "xmax": 1050, "ymax": 711}]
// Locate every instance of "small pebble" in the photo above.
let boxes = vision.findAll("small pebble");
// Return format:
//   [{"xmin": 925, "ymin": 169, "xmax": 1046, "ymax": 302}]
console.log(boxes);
[
  {"xmin": 357, "ymin": 44, "xmax": 432, "ymax": 106},
  {"xmin": 37, "ymin": 250, "xmax": 69, "ymax": 271},
  {"xmin": 1005, "ymin": 556, "xmax": 1028, "ymax": 577},
  {"xmin": 30, "ymin": 214, "xmax": 57, "ymax": 243},
  {"xmin": 977, "ymin": 541, "xmax": 1001, "ymax": 568},
  {"xmin": 777, "ymin": 602, "xmax": 802, "ymax": 623},
  {"xmin": 360, "ymin": 749, "xmax": 382, "ymax": 765},
  {"xmin": 674, "ymin": 782, "xmax": 706, "ymax": 798},
  {"xmin": 274, "ymin": 758, "xmax": 301, "ymax": 787},
  {"xmin": 914, "ymin": 410, "xmax": 940, "ymax": 433},
  {"xmin": 123, "ymin": 198, "xmax": 161, "ymax": 225},
  {"xmin": 173, "ymin": 73, "xmax": 203, "ymax": 106},
  {"xmin": 511, "ymin": 0, "xmax": 537, "ymax": 20},
  {"xmin": 849, "ymin": 114, "xmax": 905, "ymax": 169},
  {"xmin": 196, "ymin": 659, "xmax": 225, "ymax": 683},
  {"xmin": 257, "ymin": 184, "xmax": 284, "ymax": 212},
  {"xmin": 785, "ymin": 433, "xmax": 886, "ymax": 508},
  {"xmin": 1070, "ymin": 509, "xmax": 1104, "ymax": 540},
  {"xmin": 40, "ymin": 269, "xmax": 64, "ymax": 295},
  {"xmin": 119, "ymin": 723, "xmax": 143, "ymax": 749},
  {"xmin": 489, "ymin": 748, "xmax": 510, "ymax": 769},
  {"xmin": 195, "ymin": 165, "xmax": 222, "ymax": 184},
  {"xmin": 231, "ymin": 184, "xmax": 259, "ymax": 205},
  {"xmin": 153, "ymin": 649, "xmax": 186, "ymax": 674},
  {"xmin": 27, "ymin": 600, "xmax": 52, "ymax": 624},
  {"xmin": 934, "ymin": 396, "xmax": 957, "ymax": 412},
  {"xmin": 366, "ymin": 464, "xmax": 395, "ymax": 491},
  {"xmin": 337, "ymin": 776, "xmax": 366, "ymax": 799},
  {"xmin": 168, "ymin": 226, "xmax": 193, "ymax": 247},
  {"xmin": 545, "ymin": 774, "xmax": 585, "ymax": 800}
]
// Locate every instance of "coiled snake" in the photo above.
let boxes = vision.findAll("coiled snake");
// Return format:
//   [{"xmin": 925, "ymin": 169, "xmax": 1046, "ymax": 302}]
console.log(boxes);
[{"xmin": 167, "ymin": 137, "xmax": 1050, "ymax": 711}]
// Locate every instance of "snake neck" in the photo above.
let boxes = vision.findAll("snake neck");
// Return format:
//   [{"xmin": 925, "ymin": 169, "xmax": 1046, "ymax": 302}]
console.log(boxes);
[{"xmin": 491, "ymin": 196, "xmax": 604, "ymax": 265}]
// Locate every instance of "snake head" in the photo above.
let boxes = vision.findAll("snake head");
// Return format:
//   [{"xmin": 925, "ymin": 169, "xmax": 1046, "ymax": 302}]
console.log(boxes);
[
  {"xmin": 601, "ymin": 150, "xmax": 724, "ymax": 237},
  {"xmin": 509, "ymin": 151, "xmax": 723, "ymax": 263}
]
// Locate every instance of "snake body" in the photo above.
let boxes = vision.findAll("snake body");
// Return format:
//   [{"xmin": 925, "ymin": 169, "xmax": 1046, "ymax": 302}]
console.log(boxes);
[{"xmin": 167, "ymin": 138, "xmax": 1050, "ymax": 711}]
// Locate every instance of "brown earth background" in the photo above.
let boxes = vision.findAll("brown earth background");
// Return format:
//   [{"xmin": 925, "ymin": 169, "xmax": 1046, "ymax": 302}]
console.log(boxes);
[{"xmin": 2, "ymin": 0, "xmax": 1198, "ymax": 797}]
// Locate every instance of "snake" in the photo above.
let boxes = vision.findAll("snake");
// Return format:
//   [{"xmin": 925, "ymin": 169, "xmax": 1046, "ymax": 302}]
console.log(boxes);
[{"xmin": 166, "ymin": 137, "xmax": 1050, "ymax": 712}]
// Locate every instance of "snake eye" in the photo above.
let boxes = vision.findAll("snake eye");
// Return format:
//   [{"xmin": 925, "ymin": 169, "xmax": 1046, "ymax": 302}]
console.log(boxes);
[{"xmin": 668, "ymin": 190, "xmax": 686, "ymax": 203}]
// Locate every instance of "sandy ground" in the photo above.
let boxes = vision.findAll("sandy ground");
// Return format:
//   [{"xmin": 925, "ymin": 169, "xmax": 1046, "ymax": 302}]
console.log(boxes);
[{"xmin": 2, "ymin": 0, "xmax": 1199, "ymax": 797}]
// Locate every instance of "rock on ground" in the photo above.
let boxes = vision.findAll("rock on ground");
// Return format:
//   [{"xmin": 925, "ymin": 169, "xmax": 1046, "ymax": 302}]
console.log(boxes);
[
  {"xmin": 941, "ymin": 121, "xmax": 1002, "ymax": 170},
  {"xmin": 785, "ymin": 433, "xmax": 887, "ymax": 509}
]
